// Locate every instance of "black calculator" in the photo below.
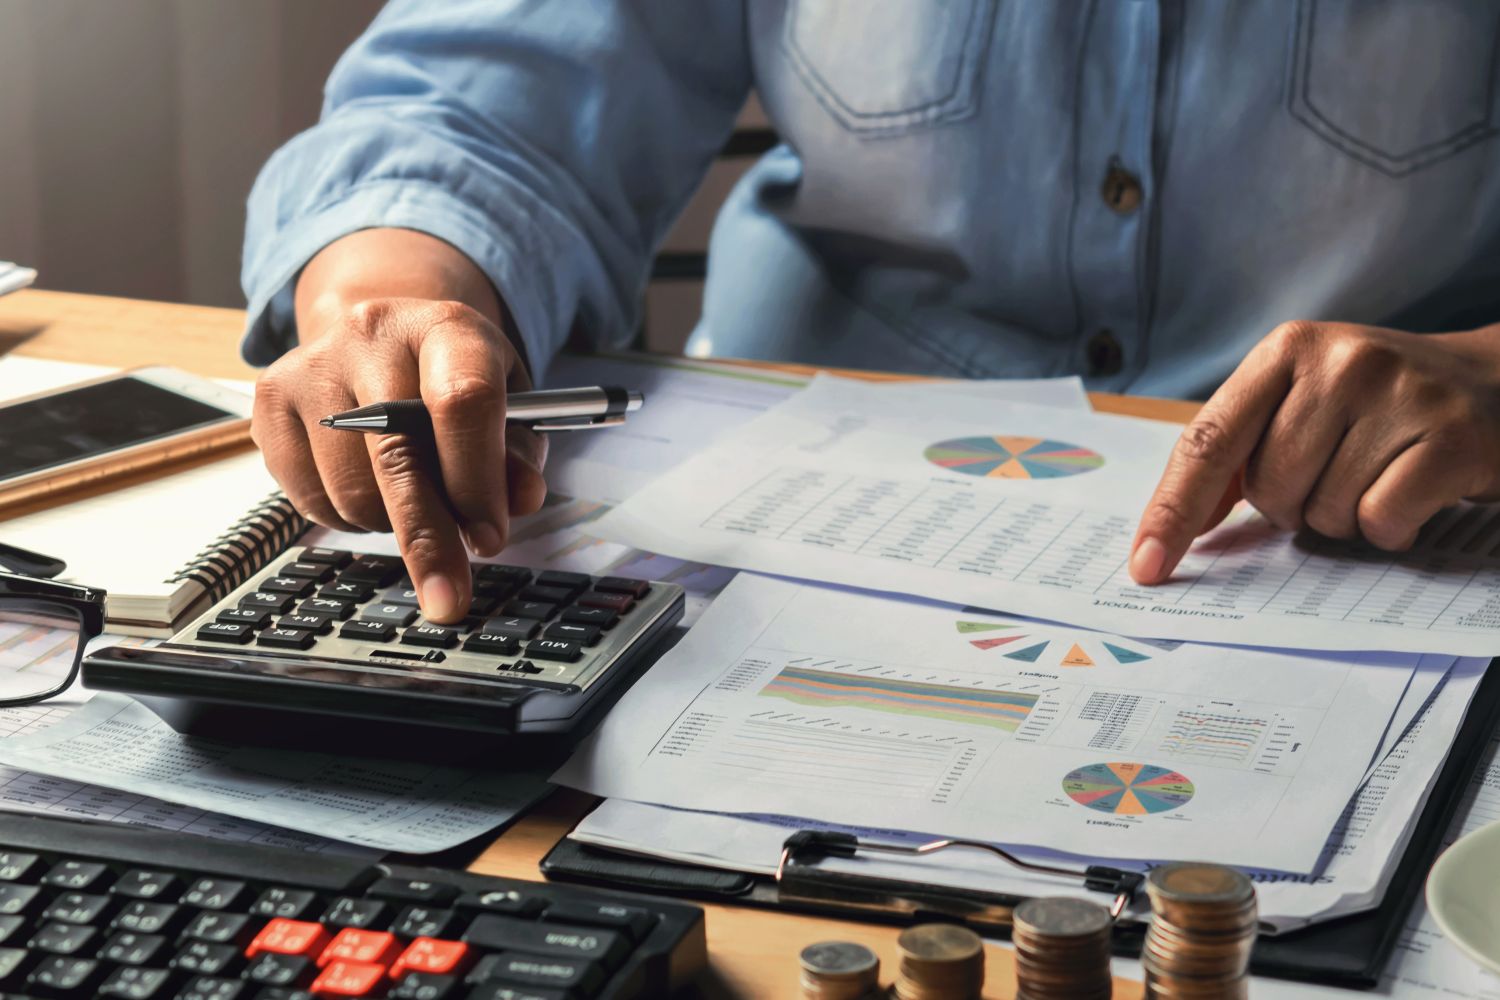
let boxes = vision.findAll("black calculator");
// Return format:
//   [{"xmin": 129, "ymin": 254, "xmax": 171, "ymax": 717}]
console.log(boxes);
[{"xmin": 83, "ymin": 546, "xmax": 684, "ymax": 755}]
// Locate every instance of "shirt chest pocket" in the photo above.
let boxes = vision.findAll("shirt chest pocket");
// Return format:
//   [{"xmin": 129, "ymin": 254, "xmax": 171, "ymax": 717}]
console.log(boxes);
[
  {"xmin": 783, "ymin": 0, "xmax": 998, "ymax": 135},
  {"xmin": 1288, "ymin": 0, "xmax": 1500, "ymax": 176}
]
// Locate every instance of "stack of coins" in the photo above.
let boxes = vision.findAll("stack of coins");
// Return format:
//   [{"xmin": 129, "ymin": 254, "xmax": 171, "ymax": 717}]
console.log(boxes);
[
  {"xmin": 893, "ymin": 923, "xmax": 986, "ymax": 1000},
  {"xmin": 1142, "ymin": 862, "xmax": 1258, "ymax": 999},
  {"xmin": 1011, "ymin": 896, "xmax": 1114, "ymax": 999},
  {"xmin": 798, "ymin": 941, "xmax": 880, "ymax": 999}
]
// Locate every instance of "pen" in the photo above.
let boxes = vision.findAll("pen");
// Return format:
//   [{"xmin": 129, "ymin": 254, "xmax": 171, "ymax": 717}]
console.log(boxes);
[{"xmin": 319, "ymin": 385, "xmax": 644, "ymax": 435}]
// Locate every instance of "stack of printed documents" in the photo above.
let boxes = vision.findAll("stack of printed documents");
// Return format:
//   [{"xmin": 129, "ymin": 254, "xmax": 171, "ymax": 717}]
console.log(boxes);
[{"xmin": 539, "ymin": 371, "xmax": 1500, "ymax": 995}]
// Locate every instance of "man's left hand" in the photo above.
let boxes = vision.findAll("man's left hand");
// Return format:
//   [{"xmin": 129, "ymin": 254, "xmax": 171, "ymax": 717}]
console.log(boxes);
[{"xmin": 1130, "ymin": 321, "xmax": 1500, "ymax": 584}]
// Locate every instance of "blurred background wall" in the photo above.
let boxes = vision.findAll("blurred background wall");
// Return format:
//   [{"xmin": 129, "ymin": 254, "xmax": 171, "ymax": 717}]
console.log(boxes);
[{"xmin": 0, "ymin": 0, "xmax": 764, "ymax": 353}]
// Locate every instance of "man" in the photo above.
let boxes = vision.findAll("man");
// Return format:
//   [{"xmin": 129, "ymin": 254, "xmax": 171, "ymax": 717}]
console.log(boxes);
[{"xmin": 244, "ymin": 2, "xmax": 1500, "ymax": 623}]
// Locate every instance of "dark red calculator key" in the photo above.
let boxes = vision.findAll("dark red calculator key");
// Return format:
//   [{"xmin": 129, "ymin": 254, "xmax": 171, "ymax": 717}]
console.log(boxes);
[
  {"xmin": 594, "ymin": 576, "xmax": 651, "ymax": 599},
  {"xmin": 575, "ymin": 591, "xmax": 634, "ymax": 613}
]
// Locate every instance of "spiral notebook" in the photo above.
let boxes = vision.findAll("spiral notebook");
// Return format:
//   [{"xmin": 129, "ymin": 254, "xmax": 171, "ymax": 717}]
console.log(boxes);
[{"xmin": 0, "ymin": 450, "xmax": 306, "ymax": 634}]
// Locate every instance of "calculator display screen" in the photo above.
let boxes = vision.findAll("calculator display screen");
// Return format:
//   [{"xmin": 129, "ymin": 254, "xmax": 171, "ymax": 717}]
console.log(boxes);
[{"xmin": 0, "ymin": 376, "xmax": 236, "ymax": 480}]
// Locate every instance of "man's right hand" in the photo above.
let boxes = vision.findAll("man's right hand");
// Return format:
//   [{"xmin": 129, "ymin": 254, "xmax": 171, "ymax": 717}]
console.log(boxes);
[{"xmin": 251, "ymin": 231, "xmax": 548, "ymax": 623}]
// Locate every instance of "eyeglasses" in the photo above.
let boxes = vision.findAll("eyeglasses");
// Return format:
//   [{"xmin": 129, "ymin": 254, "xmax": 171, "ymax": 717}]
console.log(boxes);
[{"xmin": 0, "ymin": 543, "xmax": 105, "ymax": 708}]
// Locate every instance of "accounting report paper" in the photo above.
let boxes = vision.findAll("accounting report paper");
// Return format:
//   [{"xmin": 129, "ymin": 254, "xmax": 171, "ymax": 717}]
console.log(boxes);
[
  {"xmin": 555, "ymin": 575, "xmax": 1417, "ymax": 872},
  {"xmin": 594, "ymin": 377, "xmax": 1500, "ymax": 654}
]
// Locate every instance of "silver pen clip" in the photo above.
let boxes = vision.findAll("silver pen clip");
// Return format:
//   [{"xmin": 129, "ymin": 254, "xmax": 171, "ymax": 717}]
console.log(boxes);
[{"xmin": 526, "ymin": 414, "xmax": 629, "ymax": 433}]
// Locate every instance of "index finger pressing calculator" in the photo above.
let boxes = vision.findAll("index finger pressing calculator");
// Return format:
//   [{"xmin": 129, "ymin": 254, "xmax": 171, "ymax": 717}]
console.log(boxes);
[{"xmin": 82, "ymin": 546, "xmax": 685, "ymax": 756}]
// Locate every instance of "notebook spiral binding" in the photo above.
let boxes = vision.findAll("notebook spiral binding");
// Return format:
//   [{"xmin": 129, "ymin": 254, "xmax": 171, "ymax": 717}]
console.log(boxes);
[{"xmin": 166, "ymin": 491, "xmax": 309, "ymax": 602}]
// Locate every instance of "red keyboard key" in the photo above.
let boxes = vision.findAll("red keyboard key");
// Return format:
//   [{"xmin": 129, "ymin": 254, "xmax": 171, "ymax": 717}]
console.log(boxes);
[
  {"xmin": 311, "ymin": 959, "xmax": 386, "ymax": 996},
  {"xmin": 317, "ymin": 928, "xmax": 399, "ymax": 968},
  {"xmin": 576, "ymin": 591, "xmax": 633, "ymax": 613},
  {"xmin": 246, "ymin": 918, "xmax": 331, "ymax": 958},
  {"xmin": 388, "ymin": 937, "xmax": 469, "ymax": 978}
]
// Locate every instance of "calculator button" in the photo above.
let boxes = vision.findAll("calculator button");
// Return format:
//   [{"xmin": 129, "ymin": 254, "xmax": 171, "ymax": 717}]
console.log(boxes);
[
  {"xmin": 465, "ymin": 594, "xmax": 499, "ymax": 617},
  {"xmin": 559, "ymin": 606, "xmax": 618, "ymax": 629},
  {"xmin": 472, "ymin": 578, "xmax": 523, "ymax": 602},
  {"xmin": 340, "ymin": 621, "xmax": 394, "ymax": 643},
  {"xmin": 257, "ymin": 627, "xmax": 316, "ymax": 651},
  {"xmin": 216, "ymin": 608, "xmax": 270, "ymax": 629},
  {"xmin": 41, "ymin": 891, "xmax": 110, "ymax": 923},
  {"xmin": 241, "ymin": 591, "xmax": 295, "ymax": 614},
  {"xmin": 98, "ymin": 964, "xmax": 172, "ymax": 997},
  {"xmin": 245, "ymin": 951, "xmax": 314, "ymax": 989},
  {"xmin": 480, "ymin": 617, "xmax": 540, "ymax": 641},
  {"xmin": 543, "ymin": 622, "xmax": 600, "ymax": 646},
  {"xmin": 277, "ymin": 613, "xmax": 333, "ymax": 636},
  {"xmin": 301, "ymin": 597, "xmax": 355, "ymax": 621},
  {"xmin": 319, "ymin": 581, "xmax": 374, "ymax": 602},
  {"xmin": 300, "ymin": 548, "xmax": 352, "ymax": 567},
  {"xmin": 31, "ymin": 921, "xmax": 97, "ymax": 955},
  {"xmin": 463, "ymin": 633, "xmax": 520, "ymax": 656},
  {"xmin": 535, "ymin": 570, "xmax": 592, "ymax": 591},
  {"xmin": 518, "ymin": 584, "xmax": 574, "ymax": 605},
  {"xmin": 402, "ymin": 625, "xmax": 457, "ymax": 649},
  {"xmin": 279, "ymin": 561, "xmax": 334, "ymax": 582},
  {"xmin": 594, "ymin": 576, "xmax": 651, "ymax": 599},
  {"xmin": 525, "ymin": 639, "xmax": 581, "ymax": 662},
  {"xmin": 182, "ymin": 911, "xmax": 254, "ymax": 945},
  {"xmin": 261, "ymin": 576, "xmax": 315, "ymax": 597},
  {"xmin": 576, "ymin": 591, "xmax": 634, "ymax": 613},
  {"xmin": 196, "ymin": 622, "xmax": 254, "ymax": 645},
  {"xmin": 501, "ymin": 600, "xmax": 558, "ymax": 620},
  {"xmin": 363, "ymin": 605, "xmax": 418, "ymax": 628},
  {"xmin": 476, "ymin": 564, "xmax": 530, "ymax": 585},
  {"xmin": 379, "ymin": 586, "xmax": 421, "ymax": 607},
  {"xmin": 455, "ymin": 890, "xmax": 546, "ymax": 917},
  {"xmin": 340, "ymin": 556, "xmax": 403, "ymax": 586}
]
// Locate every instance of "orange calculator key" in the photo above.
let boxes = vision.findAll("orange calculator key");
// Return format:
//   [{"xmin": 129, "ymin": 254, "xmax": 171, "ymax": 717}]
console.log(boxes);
[
  {"xmin": 317, "ymin": 928, "xmax": 400, "ymax": 967},
  {"xmin": 388, "ymin": 937, "xmax": 469, "ymax": 978},
  {"xmin": 246, "ymin": 917, "xmax": 332, "ymax": 958},
  {"xmin": 311, "ymin": 959, "xmax": 386, "ymax": 996}
]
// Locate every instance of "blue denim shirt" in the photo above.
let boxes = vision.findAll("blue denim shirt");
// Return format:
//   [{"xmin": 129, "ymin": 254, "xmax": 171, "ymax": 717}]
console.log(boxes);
[{"xmin": 242, "ymin": 0, "xmax": 1500, "ymax": 399}]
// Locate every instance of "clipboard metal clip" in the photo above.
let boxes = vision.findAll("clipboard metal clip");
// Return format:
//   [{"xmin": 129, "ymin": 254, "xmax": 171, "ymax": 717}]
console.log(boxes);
[{"xmin": 776, "ymin": 830, "xmax": 1142, "ymax": 929}]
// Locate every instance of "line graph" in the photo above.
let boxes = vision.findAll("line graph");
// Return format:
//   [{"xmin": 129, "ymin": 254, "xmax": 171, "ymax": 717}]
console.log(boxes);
[
  {"xmin": 1157, "ymin": 709, "xmax": 1269, "ymax": 765},
  {"xmin": 760, "ymin": 657, "xmax": 1041, "ymax": 730}
]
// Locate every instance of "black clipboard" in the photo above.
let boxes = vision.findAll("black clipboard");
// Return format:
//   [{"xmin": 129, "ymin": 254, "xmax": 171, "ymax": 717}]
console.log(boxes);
[{"xmin": 542, "ymin": 659, "xmax": 1500, "ymax": 990}]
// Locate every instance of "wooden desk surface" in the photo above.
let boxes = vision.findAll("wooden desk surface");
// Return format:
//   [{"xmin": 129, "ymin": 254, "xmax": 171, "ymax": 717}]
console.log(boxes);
[{"xmin": 0, "ymin": 289, "xmax": 1189, "ymax": 999}]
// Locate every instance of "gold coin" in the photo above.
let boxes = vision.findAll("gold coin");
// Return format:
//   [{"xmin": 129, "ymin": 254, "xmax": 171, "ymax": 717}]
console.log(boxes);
[{"xmin": 896, "ymin": 923, "xmax": 984, "ymax": 963}]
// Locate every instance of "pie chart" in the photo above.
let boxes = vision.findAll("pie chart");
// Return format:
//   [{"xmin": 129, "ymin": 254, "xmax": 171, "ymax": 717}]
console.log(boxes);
[
  {"xmin": 1062, "ymin": 762, "xmax": 1195, "ymax": 815},
  {"xmin": 924, "ymin": 436, "xmax": 1105, "ymax": 479}
]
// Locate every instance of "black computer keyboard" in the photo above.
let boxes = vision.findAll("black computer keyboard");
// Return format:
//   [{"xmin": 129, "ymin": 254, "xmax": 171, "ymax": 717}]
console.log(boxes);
[
  {"xmin": 83, "ymin": 548, "xmax": 686, "ymax": 748},
  {"xmin": 0, "ymin": 814, "xmax": 705, "ymax": 999}
]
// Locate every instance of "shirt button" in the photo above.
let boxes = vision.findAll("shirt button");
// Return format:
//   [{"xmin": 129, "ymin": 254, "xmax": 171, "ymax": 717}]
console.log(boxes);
[
  {"xmin": 1087, "ymin": 330, "xmax": 1125, "ymax": 377},
  {"xmin": 1101, "ymin": 161, "xmax": 1142, "ymax": 215}
]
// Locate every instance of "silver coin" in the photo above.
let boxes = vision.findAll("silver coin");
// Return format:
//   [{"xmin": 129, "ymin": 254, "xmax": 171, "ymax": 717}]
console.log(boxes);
[
  {"xmin": 800, "ymin": 940, "xmax": 880, "ymax": 976},
  {"xmin": 1014, "ymin": 896, "xmax": 1114, "ymax": 939}
]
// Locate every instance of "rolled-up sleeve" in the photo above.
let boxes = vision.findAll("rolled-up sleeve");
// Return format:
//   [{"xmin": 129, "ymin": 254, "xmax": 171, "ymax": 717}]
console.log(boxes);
[{"xmin": 240, "ymin": 0, "xmax": 751, "ymax": 379}]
